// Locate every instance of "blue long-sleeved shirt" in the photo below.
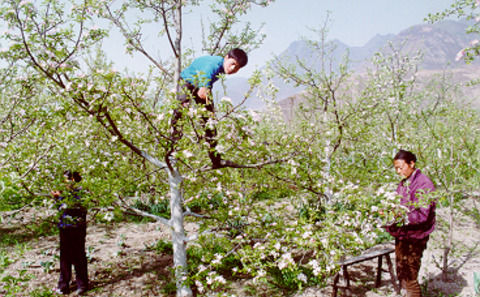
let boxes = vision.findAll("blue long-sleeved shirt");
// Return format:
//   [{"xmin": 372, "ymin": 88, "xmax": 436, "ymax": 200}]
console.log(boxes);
[{"xmin": 180, "ymin": 56, "xmax": 224, "ymax": 88}]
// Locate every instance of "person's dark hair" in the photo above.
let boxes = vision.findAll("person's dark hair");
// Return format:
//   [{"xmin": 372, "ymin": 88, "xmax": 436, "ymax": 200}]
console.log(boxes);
[
  {"xmin": 394, "ymin": 149, "xmax": 417, "ymax": 164},
  {"xmin": 227, "ymin": 48, "xmax": 248, "ymax": 68},
  {"xmin": 64, "ymin": 170, "xmax": 82, "ymax": 183}
]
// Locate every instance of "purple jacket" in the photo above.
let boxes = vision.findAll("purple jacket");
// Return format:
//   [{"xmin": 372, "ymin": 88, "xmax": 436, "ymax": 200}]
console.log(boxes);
[{"xmin": 386, "ymin": 169, "xmax": 436, "ymax": 240}]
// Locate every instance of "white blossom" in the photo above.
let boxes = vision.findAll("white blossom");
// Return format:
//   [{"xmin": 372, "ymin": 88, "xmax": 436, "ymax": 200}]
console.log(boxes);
[
  {"xmin": 297, "ymin": 273, "xmax": 307, "ymax": 283},
  {"xmin": 103, "ymin": 212, "xmax": 114, "ymax": 222},
  {"xmin": 211, "ymin": 253, "xmax": 223, "ymax": 265},
  {"xmin": 220, "ymin": 96, "xmax": 232, "ymax": 104},
  {"xmin": 277, "ymin": 252, "xmax": 294, "ymax": 270}
]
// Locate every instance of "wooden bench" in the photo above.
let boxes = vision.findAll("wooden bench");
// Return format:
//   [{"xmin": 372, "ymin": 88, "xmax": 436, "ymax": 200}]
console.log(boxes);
[{"xmin": 331, "ymin": 247, "xmax": 400, "ymax": 297}]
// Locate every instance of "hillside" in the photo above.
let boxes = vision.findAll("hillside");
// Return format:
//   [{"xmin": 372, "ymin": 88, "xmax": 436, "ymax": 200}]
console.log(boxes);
[{"xmin": 221, "ymin": 19, "xmax": 480, "ymax": 110}]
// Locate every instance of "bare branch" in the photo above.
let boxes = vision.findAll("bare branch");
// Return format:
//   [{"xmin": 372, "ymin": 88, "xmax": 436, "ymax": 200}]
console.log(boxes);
[
  {"xmin": 103, "ymin": 5, "xmax": 172, "ymax": 77},
  {"xmin": 116, "ymin": 194, "xmax": 172, "ymax": 227}
]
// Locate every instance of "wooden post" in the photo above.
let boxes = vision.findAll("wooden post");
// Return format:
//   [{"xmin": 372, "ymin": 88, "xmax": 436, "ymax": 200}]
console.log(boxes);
[
  {"xmin": 332, "ymin": 272, "xmax": 340, "ymax": 297},
  {"xmin": 375, "ymin": 255, "xmax": 383, "ymax": 287},
  {"xmin": 343, "ymin": 266, "xmax": 350, "ymax": 294},
  {"xmin": 385, "ymin": 253, "xmax": 400, "ymax": 294}
]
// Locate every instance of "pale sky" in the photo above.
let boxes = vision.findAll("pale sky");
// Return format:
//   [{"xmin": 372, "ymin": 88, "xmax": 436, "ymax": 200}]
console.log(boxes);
[{"xmin": 106, "ymin": 0, "xmax": 455, "ymax": 76}]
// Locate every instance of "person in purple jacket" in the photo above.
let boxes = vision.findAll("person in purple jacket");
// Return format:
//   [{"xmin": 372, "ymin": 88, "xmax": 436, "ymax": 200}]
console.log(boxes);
[{"xmin": 386, "ymin": 150, "xmax": 436, "ymax": 297}]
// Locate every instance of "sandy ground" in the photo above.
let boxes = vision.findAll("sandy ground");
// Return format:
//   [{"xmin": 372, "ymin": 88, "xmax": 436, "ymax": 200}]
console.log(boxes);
[{"xmin": 1, "ymin": 203, "xmax": 479, "ymax": 297}]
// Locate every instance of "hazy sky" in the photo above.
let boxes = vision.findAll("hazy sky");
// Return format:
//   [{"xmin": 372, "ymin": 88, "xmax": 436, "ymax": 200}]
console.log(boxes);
[
  {"xmin": 236, "ymin": 0, "xmax": 454, "ymax": 75},
  {"xmin": 107, "ymin": 0, "xmax": 455, "ymax": 76}
]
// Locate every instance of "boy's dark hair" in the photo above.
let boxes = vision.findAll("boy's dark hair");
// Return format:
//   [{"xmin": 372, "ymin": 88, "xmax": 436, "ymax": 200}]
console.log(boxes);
[
  {"xmin": 64, "ymin": 170, "xmax": 82, "ymax": 183},
  {"xmin": 227, "ymin": 48, "xmax": 248, "ymax": 68},
  {"xmin": 394, "ymin": 149, "xmax": 417, "ymax": 164}
]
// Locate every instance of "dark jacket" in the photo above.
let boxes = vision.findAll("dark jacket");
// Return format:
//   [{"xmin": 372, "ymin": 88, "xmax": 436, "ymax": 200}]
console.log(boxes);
[{"xmin": 57, "ymin": 188, "xmax": 87, "ymax": 229}]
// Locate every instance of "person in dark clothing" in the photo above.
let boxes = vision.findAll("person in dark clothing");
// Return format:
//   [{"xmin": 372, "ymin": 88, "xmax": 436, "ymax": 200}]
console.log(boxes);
[
  {"xmin": 170, "ymin": 48, "xmax": 248, "ymax": 168},
  {"xmin": 385, "ymin": 150, "xmax": 436, "ymax": 297},
  {"xmin": 51, "ymin": 170, "xmax": 89, "ymax": 295}
]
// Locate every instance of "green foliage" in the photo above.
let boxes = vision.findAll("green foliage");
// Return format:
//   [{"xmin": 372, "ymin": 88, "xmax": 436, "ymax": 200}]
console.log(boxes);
[
  {"xmin": 1, "ymin": 269, "xmax": 33, "ymax": 296},
  {"xmin": 154, "ymin": 239, "xmax": 173, "ymax": 255},
  {"xmin": 39, "ymin": 260, "xmax": 54, "ymax": 273},
  {"xmin": 133, "ymin": 198, "xmax": 170, "ymax": 220},
  {"xmin": 427, "ymin": 0, "xmax": 480, "ymax": 64},
  {"xmin": 187, "ymin": 191, "xmax": 226, "ymax": 213},
  {"xmin": 0, "ymin": 0, "xmax": 479, "ymax": 296},
  {"xmin": 0, "ymin": 250, "xmax": 14, "ymax": 272},
  {"xmin": 29, "ymin": 286, "xmax": 56, "ymax": 297}
]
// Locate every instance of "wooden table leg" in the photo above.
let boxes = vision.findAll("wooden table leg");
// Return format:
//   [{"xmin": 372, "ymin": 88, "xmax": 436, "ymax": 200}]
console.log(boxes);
[
  {"xmin": 343, "ymin": 266, "xmax": 350, "ymax": 295},
  {"xmin": 375, "ymin": 255, "xmax": 383, "ymax": 287},
  {"xmin": 332, "ymin": 272, "xmax": 340, "ymax": 297},
  {"xmin": 385, "ymin": 254, "xmax": 400, "ymax": 294}
]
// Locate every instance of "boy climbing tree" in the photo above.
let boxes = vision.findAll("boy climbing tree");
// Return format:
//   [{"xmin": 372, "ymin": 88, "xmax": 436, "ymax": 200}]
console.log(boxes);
[{"xmin": 169, "ymin": 48, "xmax": 248, "ymax": 169}]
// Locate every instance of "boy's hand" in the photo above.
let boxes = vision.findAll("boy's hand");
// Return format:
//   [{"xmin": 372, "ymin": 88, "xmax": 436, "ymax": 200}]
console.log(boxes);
[
  {"xmin": 51, "ymin": 190, "xmax": 61, "ymax": 198},
  {"xmin": 197, "ymin": 87, "xmax": 210, "ymax": 104}
]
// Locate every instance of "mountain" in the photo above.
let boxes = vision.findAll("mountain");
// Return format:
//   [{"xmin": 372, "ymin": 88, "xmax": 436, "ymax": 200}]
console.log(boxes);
[{"xmin": 220, "ymin": 19, "xmax": 479, "ymax": 109}]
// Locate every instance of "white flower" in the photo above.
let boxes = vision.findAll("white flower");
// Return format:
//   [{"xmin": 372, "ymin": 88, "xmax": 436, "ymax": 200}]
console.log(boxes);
[
  {"xmin": 321, "ymin": 238, "xmax": 328, "ymax": 246},
  {"xmin": 297, "ymin": 273, "xmax": 307, "ymax": 283},
  {"xmin": 253, "ymin": 242, "xmax": 264, "ymax": 250},
  {"xmin": 206, "ymin": 273, "xmax": 214, "ymax": 285},
  {"xmin": 302, "ymin": 231, "xmax": 313, "ymax": 239},
  {"xmin": 385, "ymin": 192, "xmax": 397, "ymax": 201},
  {"xmin": 277, "ymin": 252, "xmax": 294, "ymax": 270},
  {"xmin": 198, "ymin": 265, "xmax": 207, "ymax": 272},
  {"xmin": 220, "ymin": 96, "xmax": 232, "ymax": 104},
  {"xmin": 376, "ymin": 187, "xmax": 385, "ymax": 195},
  {"xmin": 214, "ymin": 275, "xmax": 226, "ymax": 284},
  {"xmin": 274, "ymin": 242, "xmax": 281, "ymax": 250},
  {"xmin": 455, "ymin": 48, "xmax": 465, "ymax": 61},
  {"xmin": 104, "ymin": 212, "xmax": 114, "ymax": 222},
  {"xmin": 270, "ymin": 250, "xmax": 279, "ymax": 258},
  {"xmin": 195, "ymin": 280, "xmax": 204, "ymax": 293},
  {"xmin": 211, "ymin": 254, "xmax": 223, "ymax": 265},
  {"xmin": 215, "ymin": 144, "xmax": 225, "ymax": 154}
]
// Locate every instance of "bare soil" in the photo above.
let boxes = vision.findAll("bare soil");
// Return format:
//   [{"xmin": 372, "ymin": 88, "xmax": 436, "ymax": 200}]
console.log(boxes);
[{"xmin": 1, "ymin": 203, "xmax": 479, "ymax": 297}]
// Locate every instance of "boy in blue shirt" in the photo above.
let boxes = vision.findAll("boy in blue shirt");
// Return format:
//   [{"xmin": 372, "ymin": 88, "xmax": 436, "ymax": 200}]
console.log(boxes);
[{"xmin": 170, "ymin": 48, "xmax": 248, "ymax": 168}]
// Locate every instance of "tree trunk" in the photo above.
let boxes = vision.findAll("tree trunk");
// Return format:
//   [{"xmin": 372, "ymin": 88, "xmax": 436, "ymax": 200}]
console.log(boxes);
[
  {"xmin": 441, "ymin": 195, "xmax": 454, "ymax": 281},
  {"xmin": 168, "ymin": 166, "xmax": 192, "ymax": 297}
]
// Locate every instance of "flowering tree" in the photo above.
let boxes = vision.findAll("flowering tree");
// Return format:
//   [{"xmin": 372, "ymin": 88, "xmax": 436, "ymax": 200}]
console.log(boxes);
[
  {"xmin": 428, "ymin": 0, "xmax": 480, "ymax": 63},
  {"xmin": 0, "ymin": 64, "xmax": 47, "ymax": 209},
  {"xmin": 255, "ymin": 21, "xmax": 480, "ymax": 293},
  {"xmin": 3, "ymin": 0, "xmax": 480, "ymax": 295},
  {"xmin": 0, "ymin": 0, "xmax": 285, "ymax": 295}
]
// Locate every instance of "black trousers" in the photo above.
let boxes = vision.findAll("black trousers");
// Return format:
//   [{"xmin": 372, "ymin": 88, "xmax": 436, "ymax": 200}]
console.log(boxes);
[
  {"xmin": 58, "ymin": 225, "xmax": 88, "ymax": 291},
  {"xmin": 170, "ymin": 83, "xmax": 222, "ymax": 167}
]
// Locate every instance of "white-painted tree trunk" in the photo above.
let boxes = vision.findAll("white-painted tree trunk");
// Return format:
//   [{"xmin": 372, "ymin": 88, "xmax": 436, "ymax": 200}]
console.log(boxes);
[{"xmin": 168, "ymin": 166, "xmax": 192, "ymax": 297}]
